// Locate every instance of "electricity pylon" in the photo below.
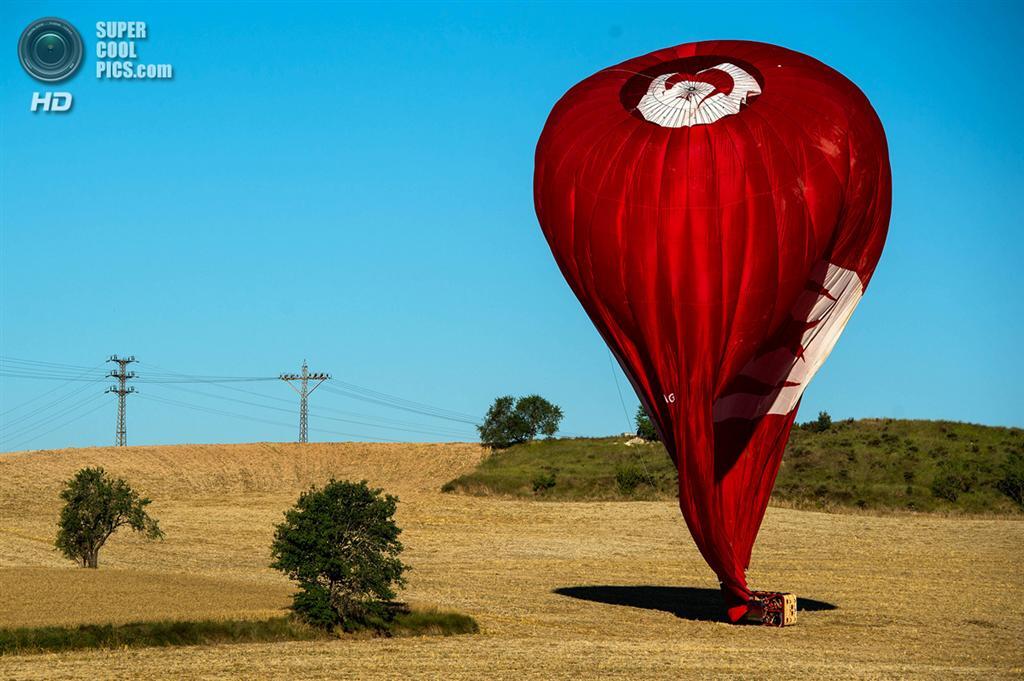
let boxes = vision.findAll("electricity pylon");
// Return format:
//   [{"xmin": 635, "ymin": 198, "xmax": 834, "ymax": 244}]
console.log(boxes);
[
  {"xmin": 106, "ymin": 355, "xmax": 136, "ymax": 447},
  {"xmin": 279, "ymin": 360, "xmax": 330, "ymax": 443}
]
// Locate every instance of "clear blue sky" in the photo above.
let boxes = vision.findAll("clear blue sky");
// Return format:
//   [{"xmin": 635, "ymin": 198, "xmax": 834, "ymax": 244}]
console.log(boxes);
[{"xmin": 1, "ymin": 1, "xmax": 1021, "ymax": 451}]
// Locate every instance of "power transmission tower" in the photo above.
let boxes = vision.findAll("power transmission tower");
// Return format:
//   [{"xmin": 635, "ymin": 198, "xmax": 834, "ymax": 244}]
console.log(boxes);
[
  {"xmin": 106, "ymin": 355, "xmax": 136, "ymax": 447},
  {"xmin": 279, "ymin": 360, "xmax": 330, "ymax": 443}
]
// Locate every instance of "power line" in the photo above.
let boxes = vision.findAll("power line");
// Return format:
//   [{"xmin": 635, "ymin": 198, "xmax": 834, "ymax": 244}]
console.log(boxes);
[
  {"xmin": 2, "ymin": 355, "xmax": 483, "ymax": 447},
  {"xmin": 144, "ymin": 382, "xmax": 475, "ymax": 439},
  {"xmin": 0, "ymin": 356, "xmax": 276, "ymax": 384},
  {"xmin": 1, "ymin": 356, "xmax": 106, "ymax": 372},
  {"xmin": 135, "ymin": 392, "xmax": 401, "ymax": 443},
  {"xmin": 1, "ymin": 375, "xmax": 106, "ymax": 432},
  {"xmin": 326, "ymin": 379, "xmax": 479, "ymax": 421},
  {"xmin": 137, "ymin": 361, "xmax": 476, "ymax": 434},
  {"xmin": 0, "ymin": 360, "xmax": 105, "ymax": 417},
  {"xmin": 320, "ymin": 384, "xmax": 479, "ymax": 425},
  {"xmin": 134, "ymin": 358, "xmax": 477, "ymax": 438},
  {"xmin": 0, "ymin": 371, "xmax": 107, "ymax": 381},
  {"xmin": 4, "ymin": 357, "xmax": 478, "ymax": 423},
  {"xmin": 1, "ymin": 392, "xmax": 106, "ymax": 445},
  {"xmin": 2, "ymin": 399, "xmax": 110, "ymax": 453}
]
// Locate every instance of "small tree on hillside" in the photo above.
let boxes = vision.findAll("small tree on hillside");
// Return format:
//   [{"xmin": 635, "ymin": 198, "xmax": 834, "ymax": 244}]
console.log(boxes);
[
  {"xmin": 478, "ymin": 394, "xmax": 563, "ymax": 448},
  {"xmin": 997, "ymin": 452, "xmax": 1024, "ymax": 508},
  {"xmin": 271, "ymin": 479, "xmax": 409, "ymax": 630},
  {"xmin": 55, "ymin": 467, "xmax": 163, "ymax": 569},
  {"xmin": 635, "ymin": 404, "xmax": 659, "ymax": 441},
  {"xmin": 805, "ymin": 411, "xmax": 832, "ymax": 433}
]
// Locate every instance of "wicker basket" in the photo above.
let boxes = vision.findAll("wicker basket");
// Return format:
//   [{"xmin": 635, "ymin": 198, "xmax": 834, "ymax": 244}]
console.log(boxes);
[{"xmin": 747, "ymin": 591, "xmax": 797, "ymax": 626}]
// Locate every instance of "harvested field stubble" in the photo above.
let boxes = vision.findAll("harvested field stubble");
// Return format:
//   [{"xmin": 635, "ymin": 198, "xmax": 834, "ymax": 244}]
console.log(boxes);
[{"xmin": 1, "ymin": 441, "xmax": 1021, "ymax": 679}]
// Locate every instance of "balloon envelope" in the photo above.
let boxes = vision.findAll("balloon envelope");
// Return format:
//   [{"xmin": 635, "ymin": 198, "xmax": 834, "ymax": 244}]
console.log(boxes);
[{"xmin": 534, "ymin": 40, "xmax": 891, "ymax": 621}]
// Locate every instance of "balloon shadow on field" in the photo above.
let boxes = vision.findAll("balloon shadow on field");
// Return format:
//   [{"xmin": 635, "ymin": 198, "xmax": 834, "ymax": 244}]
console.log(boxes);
[{"xmin": 553, "ymin": 586, "xmax": 837, "ymax": 623}]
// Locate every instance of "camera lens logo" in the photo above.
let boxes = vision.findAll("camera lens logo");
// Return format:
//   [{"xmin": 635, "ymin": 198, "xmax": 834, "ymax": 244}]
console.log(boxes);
[{"xmin": 18, "ymin": 17, "xmax": 84, "ymax": 83}]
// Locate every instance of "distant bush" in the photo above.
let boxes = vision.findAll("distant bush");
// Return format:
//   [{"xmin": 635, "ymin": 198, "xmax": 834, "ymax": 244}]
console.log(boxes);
[
  {"xmin": 996, "ymin": 453, "xmax": 1024, "ymax": 508},
  {"xmin": 271, "ymin": 480, "xmax": 409, "ymax": 631},
  {"xmin": 930, "ymin": 460, "xmax": 978, "ymax": 502},
  {"xmin": 478, "ymin": 395, "xmax": 563, "ymax": 449},
  {"xmin": 55, "ymin": 467, "xmax": 163, "ymax": 569},
  {"xmin": 635, "ymin": 405, "xmax": 659, "ymax": 441},
  {"xmin": 804, "ymin": 411, "xmax": 832, "ymax": 433},
  {"xmin": 615, "ymin": 465, "xmax": 646, "ymax": 494},
  {"xmin": 531, "ymin": 472, "xmax": 556, "ymax": 494}
]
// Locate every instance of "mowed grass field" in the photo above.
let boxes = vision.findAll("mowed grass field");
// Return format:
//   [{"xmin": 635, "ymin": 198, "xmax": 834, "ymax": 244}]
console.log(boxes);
[{"xmin": 1, "ymin": 441, "xmax": 1022, "ymax": 679}]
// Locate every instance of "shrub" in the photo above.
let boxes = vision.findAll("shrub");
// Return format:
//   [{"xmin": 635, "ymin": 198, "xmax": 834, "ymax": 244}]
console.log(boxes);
[
  {"xmin": 804, "ymin": 411, "xmax": 832, "ymax": 433},
  {"xmin": 615, "ymin": 465, "xmax": 646, "ymax": 494},
  {"xmin": 531, "ymin": 472, "xmax": 556, "ymax": 494},
  {"xmin": 930, "ymin": 460, "xmax": 978, "ymax": 502},
  {"xmin": 478, "ymin": 395, "xmax": 564, "ymax": 448},
  {"xmin": 635, "ymin": 405, "xmax": 659, "ymax": 441},
  {"xmin": 271, "ymin": 480, "xmax": 409, "ymax": 630},
  {"xmin": 996, "ymin": 453, "xmax": 1024, "ymax": 508},
  {"xmin": 55, "ymin": 467, "xmax": 162, "ymax": 569}
]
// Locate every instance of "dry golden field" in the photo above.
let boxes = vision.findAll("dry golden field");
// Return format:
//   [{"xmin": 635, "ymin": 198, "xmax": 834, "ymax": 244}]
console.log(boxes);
[{"xmin": 1, "ymin": 441, "xmax": 1022, "ymax": 680}]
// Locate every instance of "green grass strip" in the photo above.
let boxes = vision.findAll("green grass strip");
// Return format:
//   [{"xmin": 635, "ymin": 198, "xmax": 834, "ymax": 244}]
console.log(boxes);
[{"xmin": 0, "ymin": 609, "xmax": 478, "ymax": 656}]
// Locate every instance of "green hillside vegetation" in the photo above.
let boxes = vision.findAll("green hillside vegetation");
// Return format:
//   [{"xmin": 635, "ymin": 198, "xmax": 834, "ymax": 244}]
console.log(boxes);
[{"xmin": 442, "ymin": 418, "xmax": 1024, "ymax": 515}]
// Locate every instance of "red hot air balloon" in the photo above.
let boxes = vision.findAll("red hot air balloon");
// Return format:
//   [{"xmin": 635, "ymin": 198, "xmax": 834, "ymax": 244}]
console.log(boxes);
[{"xmin": 534, "ymin": 40, "xmax": 891, "ymax": 622}]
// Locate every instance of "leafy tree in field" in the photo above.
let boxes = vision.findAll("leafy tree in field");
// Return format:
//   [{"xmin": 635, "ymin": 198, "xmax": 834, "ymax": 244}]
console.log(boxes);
[
  {"xmin": 478, "ymin": 396, "xmax": 529, "ymax": 448},
  {"xmin": 55, "ymin": 467, "xmax": 163, "ymax": 569},
  {"xmin": 635, "ymin": 404, "xmax": 659, "ymax": 441},
  {"xmin": 515, "ymin": 395, "xmax": 563, "ymax": 439},
  {"xmin": 478, "ymin": 394, "xmax": 564, "ymax": 448},
  {"xmin": 271, "ymin": 480, "xmax": 409, "ymax": 630}
]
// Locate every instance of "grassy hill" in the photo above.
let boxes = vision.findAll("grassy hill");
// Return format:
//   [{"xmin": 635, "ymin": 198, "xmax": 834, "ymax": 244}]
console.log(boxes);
[{"xmin": 442, "ymin": 418, "xmax": 1024, "ymax": 515}]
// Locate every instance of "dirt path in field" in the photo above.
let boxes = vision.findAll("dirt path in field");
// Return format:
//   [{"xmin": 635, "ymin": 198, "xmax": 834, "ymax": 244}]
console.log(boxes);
[{"xmin": 1, "ymin": 443, "xmax": 1021, "ymax": 679}]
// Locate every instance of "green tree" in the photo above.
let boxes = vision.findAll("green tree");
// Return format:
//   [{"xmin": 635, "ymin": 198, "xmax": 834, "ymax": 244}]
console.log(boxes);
[
  {"xmin": 805, "ymin": 411, "xmax": 833, "ymax": 433},
  {"xmin": 930, "ymin": 459, "xmax": 978, "ymax": 502},
  {"xmin": 55, "ymin": 467, "xmax": 163, "ymax": 569},
  {"xmin": 516, "ymin": 394, "xmax": 563, "ymax": 439},
  {"xmin": 271, "ymin": 480, "xmax": 409, "ymax": 630},
  {"xmin": 635, "ymin": 404, "xmax": 659, "ymax": 441},
  {"xmin": 996, "ymin": 452, "xmax": 1024, "ymax": 508},
  {"xmin": 478, "ymin": 394, "xmax": 563, "ymax": 448}
]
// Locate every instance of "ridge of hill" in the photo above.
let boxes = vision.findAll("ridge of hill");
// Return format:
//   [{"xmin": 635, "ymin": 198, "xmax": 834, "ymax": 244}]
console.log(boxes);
[
  {"xmin": 0, "ymin": 441, "xmax": 486, "ymax": 516},
  {"xmin": 443, "ymin": 419, "xmax": 1024, "ymax": 514}
]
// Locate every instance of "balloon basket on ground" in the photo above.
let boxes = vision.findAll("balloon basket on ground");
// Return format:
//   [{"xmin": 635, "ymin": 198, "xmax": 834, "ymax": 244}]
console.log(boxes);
[{"xmin": 745, "ymin": 592, "xmax": 798, "ymax": 627}]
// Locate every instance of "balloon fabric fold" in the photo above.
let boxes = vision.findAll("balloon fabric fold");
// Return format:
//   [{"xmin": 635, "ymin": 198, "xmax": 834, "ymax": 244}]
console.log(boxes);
[{"xmin": 533, "ymin": 40, "xmax": 891, "ymax": 622}]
